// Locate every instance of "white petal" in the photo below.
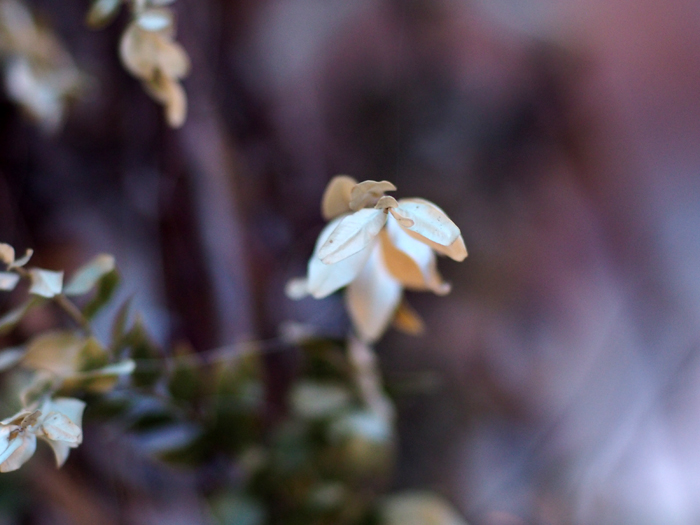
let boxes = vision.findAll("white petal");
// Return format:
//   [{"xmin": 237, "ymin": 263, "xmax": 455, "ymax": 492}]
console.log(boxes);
[
  {"xmin": 42, "ymin": 398, "xmax": 86, "ymax": 431},
  {"xmin": 307, "ymin": 217, "xmax": 374, "ymax": 298},
  {"xmin": 40, "ymin": 413, "xmax": 82, "ymax": 444},
  {"xmin": 28, "ymin": 269, "xmax": 63, "ymax": 298},
  {"xmin": 391, "ymin": 198, "xmax": 460, "ymax": 247},
  {"xmin": 318, "ymin": 208, "xmax": 387, "ymax": 264},
  {"xmin": 0, "ymin": 272, "xmax": 19, "ymax": 291},
  {"xmin": 383, "ymin": 216, "xmax": 451, "ymax": 295},
  {"xmin": 403, "ymin": 230, "xmax": 468, "ymax": 262},
  {"xmin": 44, "ymin": 438, "xmax": 71, "ymax": 467},
  {"xmin": 0, "ymin": 431, "xmax": 22, "ymax": 465},
  {"xmin": 0, "ymin": 434, "xmax": 36, "ymax": 472},
  {"xmin": 345, "ymin": 244, "xmax": 402, "ymax": 343}
]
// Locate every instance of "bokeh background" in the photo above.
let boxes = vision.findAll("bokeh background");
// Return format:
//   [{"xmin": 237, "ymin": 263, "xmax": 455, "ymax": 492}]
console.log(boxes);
[{"xmin": 2, "ymin": 0, "xmax": 700, "ymax": 523}]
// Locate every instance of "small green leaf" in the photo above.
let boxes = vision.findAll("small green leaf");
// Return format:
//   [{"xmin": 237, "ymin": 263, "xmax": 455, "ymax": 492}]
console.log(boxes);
[
  {"xmin": 125, "ymin": 320, "xmax": 163, "ymax": 387},
  {"xmin": 63, "ymin": 254, "xmax": 116, "ymax": 296},
  {"xmin": 76, "ymin": 337, "xmax": 110, "ymax": 372},
  {"xmin": 168, "ymin": 346, "xmax": 201, "ymax": 403},
  {"xmin": 110, "ymin": 298, "xmax": 132, "ymax": 351},
  {"xmin": 82, "ymin": 269, "xmax": 119, "ymax": 319},
  {"xmin": 289, "ymin": 381, "xmax": 352, "ymax": 420}
]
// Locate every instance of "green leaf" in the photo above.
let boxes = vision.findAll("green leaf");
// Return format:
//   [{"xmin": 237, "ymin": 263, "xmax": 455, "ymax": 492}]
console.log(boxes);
[
  {"xmin": 110, "ymin": 298, "xmax": 132, "ymax": 352},
  {"xmin": 63, "ymin": 254, "xmax": 116, "ymax": 296},
  {"xmin": 76, "ymin": 337, "xmax": 110, "ymax": 372},
  {"xmin": 125, "ymin": 319, "xmax": 163, "ymax": 387},
  {"xmin": 289, "ymin": 381, "xmax": 352, "ymax": 420},
  {"xmin": 209, "ymin": 494, "xmax": 266, "ymax": 525},
  {"xmin": 168, "ymin": 346, "xmax": 201, "ymax": 404},
  {"xmin": 82, "ymin": 269, "xmax": 120, "ymax": 319},
  {"xmin": 22, "ymin": 331, "xmax": 85, "ymax": 376}
]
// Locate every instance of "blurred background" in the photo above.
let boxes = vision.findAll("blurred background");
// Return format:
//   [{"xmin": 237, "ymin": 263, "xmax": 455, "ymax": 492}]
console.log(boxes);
[{"xmin": 2, "ymin": 0, "xmax": 700, "ymax": 523}]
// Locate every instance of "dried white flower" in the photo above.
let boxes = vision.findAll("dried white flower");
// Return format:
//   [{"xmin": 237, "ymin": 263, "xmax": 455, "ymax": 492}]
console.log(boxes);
[
  {"xmin": 288, "ymin": 176, "xmax": 467, "ymax": 342},
  {"xmin": 0, "ymin": 397, "xmax": 85, "ymax": 472}
]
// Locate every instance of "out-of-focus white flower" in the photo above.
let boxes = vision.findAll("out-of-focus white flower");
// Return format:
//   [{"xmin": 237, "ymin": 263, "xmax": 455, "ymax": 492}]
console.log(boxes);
[
  {"xmin": 0, "ymin": 0, "xmax": 86, "ymax": 132},
  {"xmin": 0, "ymin": 397, "xmax": 85, "ymax": 472},
  {"xmin": 288, "ymin": 176, "xmax": 467, "ymax": 343},
  {"xmin": 118, "ymin": 3, "xmax": 190, "ymax": 127}
]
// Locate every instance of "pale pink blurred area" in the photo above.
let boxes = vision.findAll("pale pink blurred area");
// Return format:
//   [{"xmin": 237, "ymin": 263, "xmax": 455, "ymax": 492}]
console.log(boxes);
[{"xmin": 251, "ymin": 0, "xmax": 700, "ymax": 522}]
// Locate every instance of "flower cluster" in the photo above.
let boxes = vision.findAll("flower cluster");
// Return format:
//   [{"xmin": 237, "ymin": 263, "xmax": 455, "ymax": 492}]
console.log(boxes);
[
  {"xmin": 87, "ymin": 0, "xmax": 190, "ymax": 128},
  {"xmin": 0, "ymin": 397, "xmax": 84, "ymax": 472},
  {"xmin": 288, "ymin": 176, "xmax": 467, "ymax": 342},
  {"xmin": 0, "ymin": 0, "xmax": 85, "ymax": 131}
]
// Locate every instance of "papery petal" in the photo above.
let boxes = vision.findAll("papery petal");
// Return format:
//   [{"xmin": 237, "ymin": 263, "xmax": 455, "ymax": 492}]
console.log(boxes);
[
  {"xmin": 403, "ymin": 230, "xmax": 468, "ymax": 262},
  {"xmin": 144, "ymin": 74, "xmax": 187, "ymax": 127},
  {"xmin": 42, "ymin": 398, "xmax": 85, "ymax": 430},
  {"xmin": 349, "ymin": 180, "xmax": 397, "ymax": 211},
  {"xmin": 391, "ymin": 198, "xmax": 461, "ymax": 248},
  {"xmin": 318, "ymin": 208, "xmax": 387, "ymax": 264},
  {"xmin": 40, "ymin": 413, "xmax": 81, "ymax": 444},
  {"xmin": 0, "ymin": 244, "xmax": 14, "ymax": 265},
  {"xmin": 382, "ymin": 216, "xmax": 451, "ymax": 295},
  {"xmin": 11, "ymin": 249, "xmax": 33, "ymax": 268},
  {"xmin": 0, "ymin": 434, "xmax": 35, "ymax": 472},
  {"xmin": 307, "ymin": 217, "xmax": 374, "ymax": 298},
  {"xmin": 321, "ymin": 175, "xmax": 357, "ymax": 220},
  {"xmin": 28, "ymin": 269, "xmax": 63, "ymax": 298},
  {"xmin": 345, "ymin": 244, "xmax": 402, "ymax": 343},
  {"xmin": 44, "ymin": 438, "xmax": 71, "ymax": 467}
]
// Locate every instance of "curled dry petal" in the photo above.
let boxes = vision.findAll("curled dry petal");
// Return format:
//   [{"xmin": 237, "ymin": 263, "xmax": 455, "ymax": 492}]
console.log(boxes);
[
  {"xmin": 403, "ymin": 230, "xmax": 467, "ymax": 262},
  {"xmin": 307, "ymin": 216, "xmax": 375, "ymax": 298},
  {"xmin": 392, "ymin": 299, "xmax": 425, "ymax": 336},
  {"xmin": 321, "ymin": 175, "xmax": 357, "ymax": 220},
  {"xmin": 0, "ymin": 244, "xmax": 14, "ymax": 265},
  {"xmin": 318, "ymin": 208, "xmax": 387, "ymax": 265},
  {"xmin": 40, "ymin": 412, "xmax": 81, "ymax": 444},
  {"xmin": 381, "ymin": 216, "xmax": 451, "ymax": 295},
  {"xmin": 12, "ymin": 248, "xmax": 33, "ymax": 268},
  {"xmin": 119, "ymin": 22, "xmax": 190, "ymax": 80},
  {"xmin": 345, "ymin": 243, "xmax": 403, "ymax": 343},
  {"xmin": 375, "ymin": 195, "xmax": 398, "ymax": 210},
  {"xmin": 144, "ymin": 72, "xmax": 187, "ymax": 127},
  {"xmin": 390, "ymin": 198, "xmax": 461, "ymax": 248},
  {"xmin": 349, "ymin": 180, "xmax": 397, "ymax": 211}
]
